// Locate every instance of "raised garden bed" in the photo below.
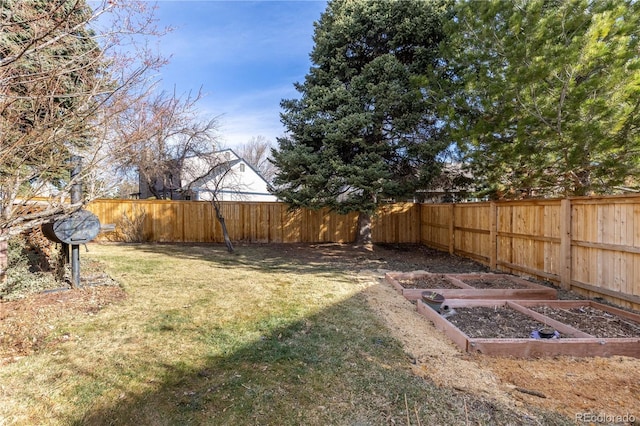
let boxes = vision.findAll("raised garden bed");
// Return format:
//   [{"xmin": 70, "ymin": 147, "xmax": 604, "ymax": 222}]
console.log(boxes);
[
  {"xmin": 385, "ymin": 272, "xmax": 557, "ymax": 301},
  {"xmin": 519, "ymin": 300, "xmax": 640, "ymax": 339},
  {"xmin": 417, "ymin": 299, "xmax": 640, "ymax": 358},
  {"xmin": 446, "ymin": 306, "xmax": 565, "ymax": 339}
]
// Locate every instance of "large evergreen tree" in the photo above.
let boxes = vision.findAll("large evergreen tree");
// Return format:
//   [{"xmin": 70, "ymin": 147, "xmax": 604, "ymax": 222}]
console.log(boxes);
[
  {"xmin": 271, "ymin": 0, "xmax": 450, "ymax": 245},
  {"xmin": 445, "ymin": 0, "xmax": 640, "ymax": 198},
  {"xmin": 1, "ymin": 0, "xmax": 104, "ymax": 221}
]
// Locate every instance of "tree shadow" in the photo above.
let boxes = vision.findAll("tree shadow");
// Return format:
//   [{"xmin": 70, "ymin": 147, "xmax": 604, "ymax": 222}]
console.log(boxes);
[{"xmin": 111, "ymin": 241, "xmax": 489, "ymax": 276}]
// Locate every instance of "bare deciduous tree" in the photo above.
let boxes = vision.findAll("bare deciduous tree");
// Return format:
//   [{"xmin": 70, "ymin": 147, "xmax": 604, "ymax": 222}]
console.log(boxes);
[
  {"xmin": 114, "ymin": 89, "xmax": 220, "ymax": 199},
  {"xmin": 181, "ymin": 154, "xmax": 237, "ymax": 252},
  {"xmin": 237, "ymin": 135, "xmax": 276, "ymax": 183}
]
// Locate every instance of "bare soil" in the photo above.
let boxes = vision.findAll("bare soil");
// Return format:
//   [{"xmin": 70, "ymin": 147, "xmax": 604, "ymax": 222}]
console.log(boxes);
[
  {"xmin": 530, "ymin": 306, "xmax": 640, "ymax": 339},
  {"xmin": 397, "ymin": 275, "xmax": 462, "ymax": 289},
  {"xmin": 2, "ymin": 242, "xmax": 639, "ymax": 422},
  {"xmin": 446, "ymin": 306, "xmax": 553, "ymax": 339},
  {"xmin": 0, "ymin": 283, "xmax": 126, "ymax": 364},
  {"xmin": 462, "ymin": 277, "xmax": 529, "ymax": 289}
]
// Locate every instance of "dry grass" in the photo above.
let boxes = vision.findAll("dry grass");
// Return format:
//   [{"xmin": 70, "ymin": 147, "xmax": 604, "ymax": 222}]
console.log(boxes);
[{"xmin": 0, "ymin": 243, "xmax": 570, "ymax": 425}]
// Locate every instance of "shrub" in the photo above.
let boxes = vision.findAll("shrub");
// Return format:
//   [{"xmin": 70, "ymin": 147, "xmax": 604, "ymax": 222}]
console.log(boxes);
[
  {"xmin": 110, "ymin": 206, "xmax": 148, "ymax": 243},
  {"xmin": 1, "ymin": 234, "xmax": 61, "ymax": 300}
]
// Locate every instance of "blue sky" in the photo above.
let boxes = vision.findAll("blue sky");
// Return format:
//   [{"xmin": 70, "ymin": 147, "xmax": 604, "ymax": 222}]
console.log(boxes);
[{"xmin": 149, "ymin": 1, "xmax": 328, "ymax": 148}]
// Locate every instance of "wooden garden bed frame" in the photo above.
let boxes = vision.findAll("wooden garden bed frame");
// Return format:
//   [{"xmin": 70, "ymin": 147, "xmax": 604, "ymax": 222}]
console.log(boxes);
[
  {"xmin": 417, "ymin": 299, "xmax": 640, "ymax": 358},
  {"xmin": 385, "ymin": 272, "xmax": 557, "ymax": 301}
]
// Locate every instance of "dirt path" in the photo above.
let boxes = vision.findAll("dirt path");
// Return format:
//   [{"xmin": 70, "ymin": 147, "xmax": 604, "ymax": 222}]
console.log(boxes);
[{"xmin": 356, "ymin": 269, "xmax": 640, "ymax": 423}]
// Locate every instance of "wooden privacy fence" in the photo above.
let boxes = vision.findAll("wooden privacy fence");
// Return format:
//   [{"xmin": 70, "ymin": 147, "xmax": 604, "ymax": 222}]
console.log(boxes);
[
  {"xmin": 87, "ymin": 199, "xmax": 420, "ymax": 244},
  {"xmin": 88, "ymin": 195, "xmax": 640, "ymax": 310},
  {"xmin": 420, "ymin": 195, "xmax": 640, "ymax": 310}
]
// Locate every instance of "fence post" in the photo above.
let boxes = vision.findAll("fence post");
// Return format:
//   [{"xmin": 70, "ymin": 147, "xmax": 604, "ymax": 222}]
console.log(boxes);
[
  {"xmin": 448, "ymin": 204, "xmax": 455, "ymax": 254},
  {"xmin": 559, "ymin": 198, "xmax": 572, "ymax": 290},
  {"xmin": 489, "ymin": 202, "xmax": 497, "ymax": 270}
]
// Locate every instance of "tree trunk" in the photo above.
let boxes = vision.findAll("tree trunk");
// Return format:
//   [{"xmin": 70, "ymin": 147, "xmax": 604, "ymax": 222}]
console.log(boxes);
[
  {"xmin": 355, "ymin": 211, "xmax": 373, "ymax": 251},
  {"xmin": 213, "ymin": 202, "xmax": 234, "ymax": 253},
  {"xmin": 56, "ymin": 243, "xmax": 69, "ymax": 283}
]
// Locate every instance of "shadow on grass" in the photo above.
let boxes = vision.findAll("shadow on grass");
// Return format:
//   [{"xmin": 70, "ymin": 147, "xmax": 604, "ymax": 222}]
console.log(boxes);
[
  {"xmin": 116, "ymin": 241, "xmax": 488, "ymax": 277},
  {"xmin": 72, "ymin": 290, "xmax": 571, "ymax": 426}
]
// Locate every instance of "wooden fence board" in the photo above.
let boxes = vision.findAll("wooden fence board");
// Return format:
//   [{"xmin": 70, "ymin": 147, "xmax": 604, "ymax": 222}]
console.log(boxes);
[
  {"xmin": 567, "ymin": 197, "xmax": 640, "ymax": 308},
  {"xmin": 372, "ymin": 203, "xmax": 420, "ymax": 243},
  {"xmin": 267, "ymin": 204, "xmax": 282, "ymax": 243},
  {"xmin": 420, "ymin": 204, "xmax": 450, "ymax": 250}
]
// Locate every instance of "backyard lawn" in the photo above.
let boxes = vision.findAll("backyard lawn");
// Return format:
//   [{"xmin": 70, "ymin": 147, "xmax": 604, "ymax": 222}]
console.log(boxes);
[{"xmin": 0, "ymin": 243, "xmax": 626, "ymax": 425}]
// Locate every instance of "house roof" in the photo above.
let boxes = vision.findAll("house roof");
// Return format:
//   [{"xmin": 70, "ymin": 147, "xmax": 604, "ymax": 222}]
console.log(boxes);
[
  {"xmin": 182, "ymin": 149, "xmax": 273, "ymax": 191},
  {"xmin": 215, "ymin": 149, "xmax": 272, "ymax": 187}
]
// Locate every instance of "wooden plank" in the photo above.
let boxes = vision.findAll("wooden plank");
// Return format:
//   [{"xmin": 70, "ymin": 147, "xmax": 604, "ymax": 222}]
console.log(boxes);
[
  {"xmin": 572, "ymin": 240, "xmax": 640, "ymax": 254},
  {"xmin": 570, "ymin": 193, "xmax": 640, "ymax": 204},
  {"xmin": 494, "ymin": 199, "xmax": 563, "ymax": 207},
  {"xmin": 223, "ymin": 202, "xmax": 240, "ymax": 242},
  {"xmin": 423, "ymin": 222, "xmax": 449, "ymax": 229},
  {"xmin": 489, "ymin": 202, "xmax": 497, "ymax": 270},
  {"xmin": 204, "ymin": 202, "xmax": 215, "ymax": 242},
  {"xmin": 267, "ymin": 203, "xmax": 281, "ymax": 243},
  {"xmin": 417, "ymin": 300, "xmax": 470, "ymax": 351},
  {"xmin": 496, "ymin": 231, "xmax": 560, "ymax": 244},
  {"xmin": 443, "ymin": 274, "xmax": 476, "ymax": 289},
  {"xmin": 384, "ymin": 273, "xmax": 408, "ymax": 294},
  {"xmin": 448, "ymin": 204, "xmax": 454, "ymax": 254},
  {"xmin": 409, "ymin": 203, "xmax": 421, "ymax": 243},
  {"xmin": 283, "ymin": 208, "xmax": 301, "ymax": 243},
  {"xmin": 423, "ymin": 241, "xmax": 449, "ymax": 252},
  {"xmin": 597, "ymin": 204, "xmax": 608, "ymax": 288},
  {"xmin": 181, "ymin": 202, "xmax": 195, "ymax": 242},
  {"xmin": 506, "ymin": 205, "xmax": 515, "ymax": 273},
  {"xmin": 256, "ymin": 204, "xmax": 270, "ymax": 242},
  {"xmin": 559, "ymin": 199, "xmax": 572, "ymax": 290},
  {"xmin": 570, "ymin": 279, "xmax": 640, "ymax": 309},
  {"xmin": 620, "ymin": 204, "xmax": 632, "ymax": 296},
  {"xmin": 437, "ymin": 299, "xmax": 508, "ymax": 308},
  {"xmin": 455, "ymin": 226, "xmax": 490, "ymax": 235},
  {"xmin": 633, "ymin": 204, "xmax": 640, "ymax": 299},
  {"xmin": 453, "ymin": 249, "xmax": 489, "ymax": 264},
  {"xmin": 572, "ymin": 246, "xmax": 589, "ymax": 289},
  {"xmin": 469, "ymin": 339, "xmax": 640, "ymax": 358},
  {"xmin": 496, "ymin": 260, "xmax": 560, "ymax": 282},
  {"xmin": 400, "ymin": 287, "xmax": 557, "ymax": 302},
  {"xmin": 533, "ymin": 205, "xmax": 544, "ymax": 273}
]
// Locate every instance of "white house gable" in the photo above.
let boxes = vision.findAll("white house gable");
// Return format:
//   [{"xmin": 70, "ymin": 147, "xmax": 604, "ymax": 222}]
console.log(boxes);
[{"xmin": 181, "ymin": 149, "xmax": 277, "ymax": 202}]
